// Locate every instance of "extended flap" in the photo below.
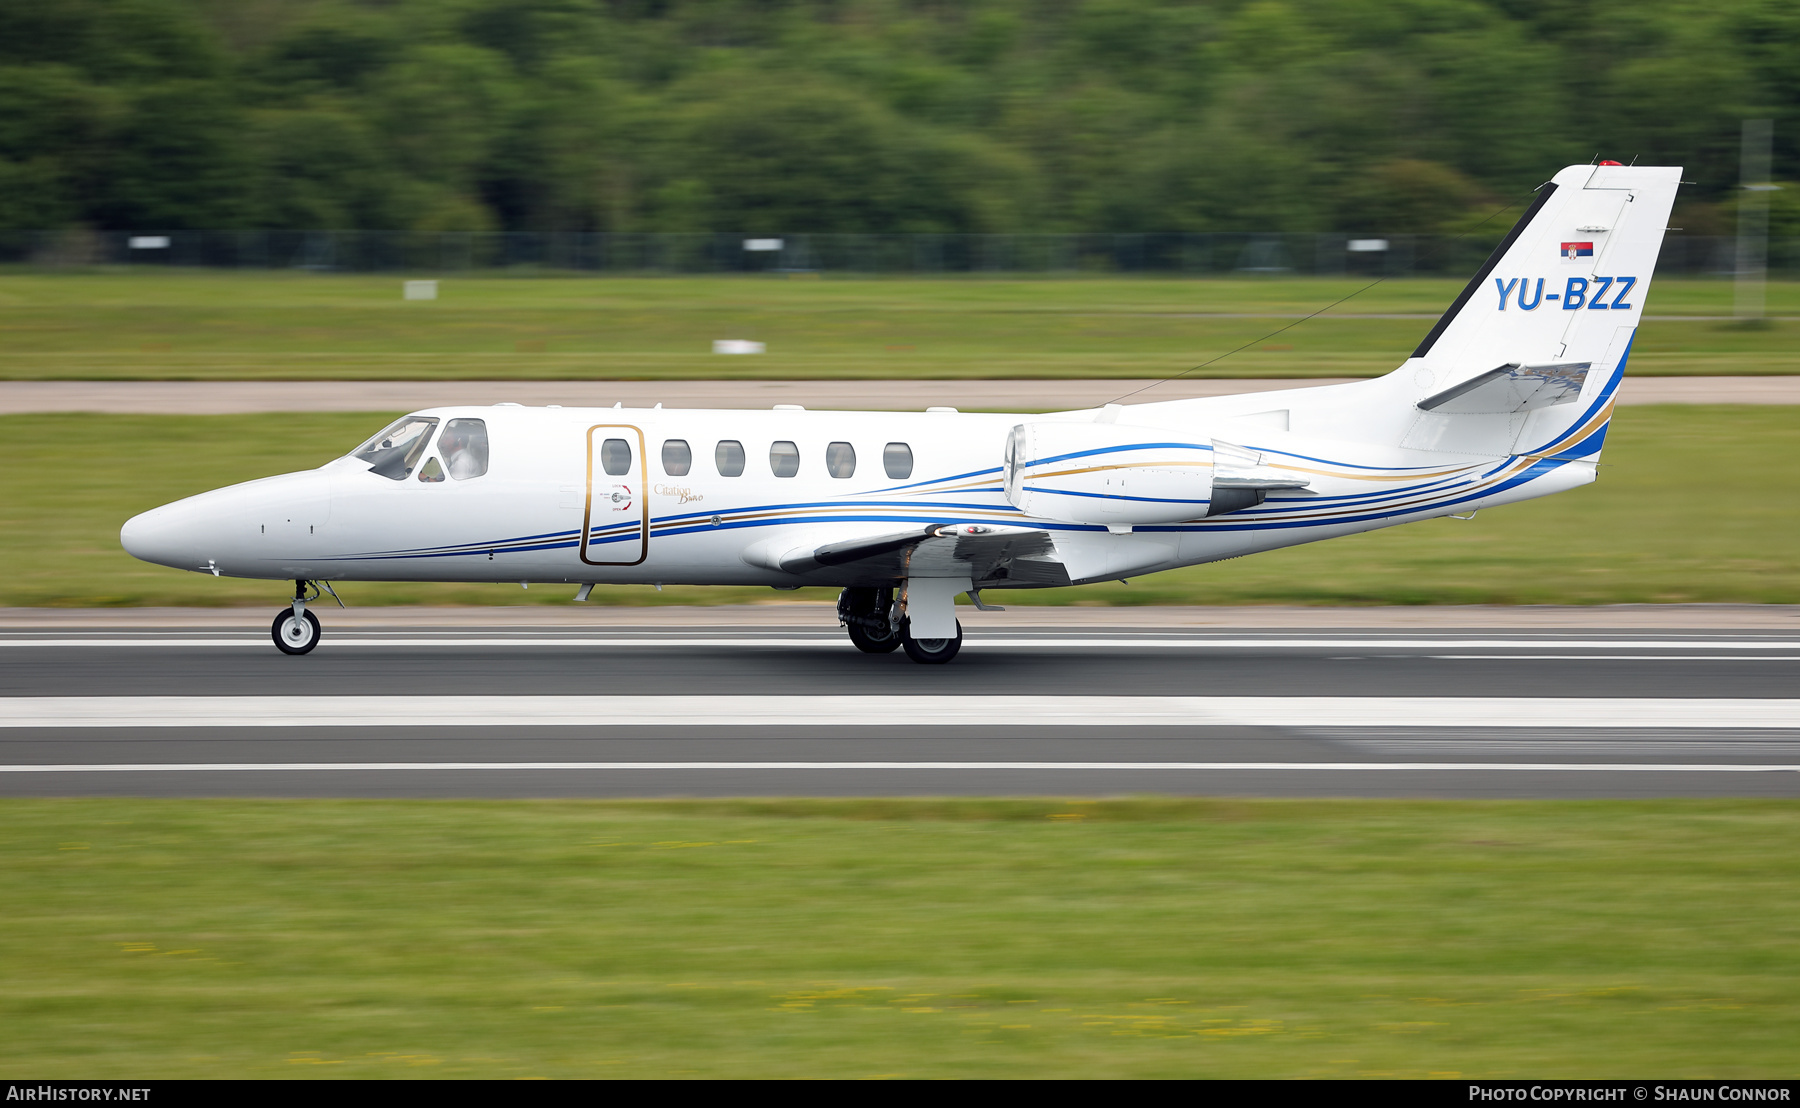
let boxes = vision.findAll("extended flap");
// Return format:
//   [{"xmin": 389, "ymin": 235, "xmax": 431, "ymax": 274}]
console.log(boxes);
[{"xmin": 773, "ymin": 523, "xmax": 1065, "ymax": 585}]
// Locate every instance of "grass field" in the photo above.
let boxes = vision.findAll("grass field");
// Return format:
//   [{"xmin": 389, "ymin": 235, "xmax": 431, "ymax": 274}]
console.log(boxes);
[
  {"xmin": 2, "ymin": 405, "xmax": 1793, "ymax": 609},
  {"xmin": 1, "ymin": 273, "xmax": 1796, "ymax": 381},
  {"xmin": 3, "ymin": 798, "xmax": 1796, "ymax": 1078}
]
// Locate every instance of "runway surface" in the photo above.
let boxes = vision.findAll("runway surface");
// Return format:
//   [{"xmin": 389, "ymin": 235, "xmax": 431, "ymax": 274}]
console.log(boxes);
[
  {"xmin": 2, "ymin": 376, "xmax": 1795, "ymax": 414},
  {"xmin": 4, "ymin": 623, "xmax": 1797, "ymax": 799}
]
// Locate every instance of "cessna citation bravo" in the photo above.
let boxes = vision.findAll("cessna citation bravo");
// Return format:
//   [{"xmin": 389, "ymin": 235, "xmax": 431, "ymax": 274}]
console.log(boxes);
[{"xmin": 121, "ymin": 162, "xmax": 1679, "ymax": 663}]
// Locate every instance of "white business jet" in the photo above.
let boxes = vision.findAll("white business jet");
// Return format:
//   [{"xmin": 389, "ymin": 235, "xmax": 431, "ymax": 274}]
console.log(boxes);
[{"xmin": 122, "ymin": 162, "xmax": 1679, "ymax": 662}]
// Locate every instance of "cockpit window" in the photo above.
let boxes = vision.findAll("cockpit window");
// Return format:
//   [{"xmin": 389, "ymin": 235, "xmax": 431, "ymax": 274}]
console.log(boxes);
[
  {"xmin": 354, "ymin": 416, "xmax": 440, "ymax": 481},
  {"xmin": 439, "ymin": 418, "xmax": 489, "ymax": 480},
  {"xmin": 417, "ymin": 457, "xmax": 445, "ymax": 483}
]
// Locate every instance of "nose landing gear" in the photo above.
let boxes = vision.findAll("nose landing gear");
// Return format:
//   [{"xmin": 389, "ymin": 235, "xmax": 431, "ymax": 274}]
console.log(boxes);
[
  {"xmin": 273, "ymin": 607, "xmax": 321, "ymax": 655},
  {"xmin": 272, "ymin": 579, "xmax": 325, "ymax": 655}
]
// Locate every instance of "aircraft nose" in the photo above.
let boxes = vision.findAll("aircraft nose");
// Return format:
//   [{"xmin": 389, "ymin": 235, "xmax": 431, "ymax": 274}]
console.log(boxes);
[
  {"xmin": 120, "ymin": 484, "xmax": 248, "ymax": 572},
  {"xmin": 120, "ymin": 503, "xmax": 197, "ymax": 570}
]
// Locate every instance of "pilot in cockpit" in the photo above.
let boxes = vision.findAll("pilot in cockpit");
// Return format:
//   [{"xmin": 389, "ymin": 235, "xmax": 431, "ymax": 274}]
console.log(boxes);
[{"xmin": 437, "ymin": 420, "xmax": 489, "ymax": 481}]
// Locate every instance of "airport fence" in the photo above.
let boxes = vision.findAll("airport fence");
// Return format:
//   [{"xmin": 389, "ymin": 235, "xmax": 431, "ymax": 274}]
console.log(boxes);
[{"xmin": 2, "ymin": 229, "xmax": 1794, "ymax": 278}]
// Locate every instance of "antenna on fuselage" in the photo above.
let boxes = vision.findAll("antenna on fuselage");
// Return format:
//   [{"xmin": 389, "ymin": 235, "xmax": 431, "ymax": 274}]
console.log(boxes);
[{"xmin": 1105, "ymin": 187, "xmax": 1536, "ymax": 405}]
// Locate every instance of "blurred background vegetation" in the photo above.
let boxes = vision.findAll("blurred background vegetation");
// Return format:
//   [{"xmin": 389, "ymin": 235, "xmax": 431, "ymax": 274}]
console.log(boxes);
[{"xmin": 3, "ymin": 0, "xmax": 1798, "ymax": 239}]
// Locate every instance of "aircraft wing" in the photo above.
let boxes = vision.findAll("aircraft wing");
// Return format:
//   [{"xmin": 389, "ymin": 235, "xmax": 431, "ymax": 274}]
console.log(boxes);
[{"xmin": 772, "ymin": 523, "xmax": 1071, "ymax": 587}]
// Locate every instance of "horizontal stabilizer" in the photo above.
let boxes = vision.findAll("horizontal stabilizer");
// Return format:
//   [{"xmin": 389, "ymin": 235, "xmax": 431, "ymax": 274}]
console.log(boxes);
[{"xmin": 1417, "ymin": 362, "xmax": 1591, "ymax": 415}]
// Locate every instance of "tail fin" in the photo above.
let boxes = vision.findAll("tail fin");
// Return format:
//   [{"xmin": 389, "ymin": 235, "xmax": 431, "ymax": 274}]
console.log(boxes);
[{"xmin": 1396, "ymin": 163, "xmax": 1680, "ymax": 459}]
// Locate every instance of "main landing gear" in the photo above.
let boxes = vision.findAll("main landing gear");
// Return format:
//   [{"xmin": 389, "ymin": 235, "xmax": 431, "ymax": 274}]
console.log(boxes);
[
  {"xmin": 901, "ymin": 619, "xmax": 962, "ymax": 665},
  {"xmin": 272, "ymin": 579, "xmax": 323, "ymax": 655},
  {"xmin": 837, "ymin": 585, "xmax": 965, "ymax": 665},
  {"xmin": 838, "ymin": 587, "xmax": 901, "ymax": 653}
]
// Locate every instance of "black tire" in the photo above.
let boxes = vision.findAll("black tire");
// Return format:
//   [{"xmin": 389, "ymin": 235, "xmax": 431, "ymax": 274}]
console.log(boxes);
[
  {"xmin": 272, "ymin": 608, "xmax": 321, "ymax": 655},
  {"xmin": 846, "ymin": 619, "xmax": 902, "ymax": 654},
  {"xmin": 839, "ymin": 586, "xmax": 901, "ymax": 654},
  {"xmin": 901, "ymin": 618, "xmax": 963, "ymax": 665}
]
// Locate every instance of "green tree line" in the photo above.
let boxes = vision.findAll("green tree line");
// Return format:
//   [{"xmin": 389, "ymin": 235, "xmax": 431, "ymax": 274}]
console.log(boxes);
[{"xmin": 2, "ymin": 0, "xmax": 1796, "ymax": 235}]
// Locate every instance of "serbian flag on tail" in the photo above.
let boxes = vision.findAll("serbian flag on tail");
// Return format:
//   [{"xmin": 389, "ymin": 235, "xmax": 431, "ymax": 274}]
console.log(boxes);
[{"xmin": 1562, "ymin": 241, "xmax": 1594, "ymax": 260}]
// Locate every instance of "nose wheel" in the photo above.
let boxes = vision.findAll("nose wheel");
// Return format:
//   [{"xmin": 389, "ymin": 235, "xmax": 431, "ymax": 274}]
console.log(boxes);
[
  {"xmin": 272, "ymin": 579, "xmax": 326, "ymax": 655},
  {"xmin": 272, "ymin": 608, "xmax": 321, "ymax": 655}
]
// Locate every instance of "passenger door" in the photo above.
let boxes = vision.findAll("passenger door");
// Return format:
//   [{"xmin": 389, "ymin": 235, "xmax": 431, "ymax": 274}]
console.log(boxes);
[{"xmin": 580, "ymin": 424, "xmax": 648, "ymax": 566}]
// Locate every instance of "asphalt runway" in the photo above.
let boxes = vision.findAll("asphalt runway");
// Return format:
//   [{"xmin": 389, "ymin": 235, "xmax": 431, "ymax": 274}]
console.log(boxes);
[{"xmin": 4, "ymin": 624, "xmax": 1797, "ymax": 799}]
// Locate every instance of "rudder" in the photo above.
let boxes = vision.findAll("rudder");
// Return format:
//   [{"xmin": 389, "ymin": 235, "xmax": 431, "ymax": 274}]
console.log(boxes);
[{"xmin": 1395, "ymin": 162, "xmax": 1680, "ymax": 460}]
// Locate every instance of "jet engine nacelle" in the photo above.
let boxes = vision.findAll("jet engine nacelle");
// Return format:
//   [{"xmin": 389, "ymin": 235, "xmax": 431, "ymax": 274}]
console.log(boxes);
[{"xmin": 1003, "ymin": 421, "xmax": 1215, "ymax": 525}]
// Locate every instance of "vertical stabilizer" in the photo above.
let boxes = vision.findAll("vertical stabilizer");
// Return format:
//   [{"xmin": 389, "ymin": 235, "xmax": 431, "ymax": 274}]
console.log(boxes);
[{"xmin": 1395, "ymin": 163, "xmax": 1680, "ymax": 459}]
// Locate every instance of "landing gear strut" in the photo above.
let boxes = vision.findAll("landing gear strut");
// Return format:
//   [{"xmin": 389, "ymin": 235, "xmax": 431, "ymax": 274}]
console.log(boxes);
[
  {"xmin": 272, "ymin": 579, "xmax": 322, "ymax": 655},
  {"xmin": 838, "ymin": 587, "xmax": 901, "ymax": 653}
]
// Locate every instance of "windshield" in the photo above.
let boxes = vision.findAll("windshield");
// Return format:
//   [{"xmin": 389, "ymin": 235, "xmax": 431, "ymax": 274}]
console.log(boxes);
[{"xmin": 353, "ymin": 416, "xmax": 439, "ymax": 481}]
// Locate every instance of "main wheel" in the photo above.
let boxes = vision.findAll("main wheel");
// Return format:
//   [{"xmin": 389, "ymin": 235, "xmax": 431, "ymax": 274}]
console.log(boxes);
[
  {"xmin": 846, "ymin": 619, "xmax": 902, "ymax": 654},
  {"xmin": 839, "ymin": 586, "xmax": 901, "ymax": 654},
  {"xmin": 272, "ymin": 608, "xmax": 322, "ymax": 655},
  {"xmin": 901, "ymin": 618, "xmax": 963, "ymax": 665}
]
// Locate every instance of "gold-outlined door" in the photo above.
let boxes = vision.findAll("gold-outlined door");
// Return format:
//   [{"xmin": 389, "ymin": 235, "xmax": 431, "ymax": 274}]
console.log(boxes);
[{"xmin": 580, "ymin": 424, "xmax": 649, "ymax": 566}]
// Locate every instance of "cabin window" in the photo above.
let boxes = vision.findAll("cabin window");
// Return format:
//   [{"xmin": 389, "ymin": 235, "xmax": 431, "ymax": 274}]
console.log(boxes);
[
  {"xmin": 600, "ymin": 438, "xmax": 632, "ymax": 476},
  {"xmin": 440, "ymin": 418, "xmax": 489, "ymax": 480},
  {"xmin": 715, "ymin": 439, "xmax": 746, "ymax": 477},
  {"xmin": 884, "ymin": 442, "xmax": 913, "ymax": 480},
  {"xmin": 353, "ymin": 416, "xmax": 439, "ymax": 481},
  {"xmin": 825, "ymin": 441, "xmax": 856, "ymax": 479},
  {"xmin": 769, "ymin": 440, "xmax": 800, "ymax": 478},
  {"xmin": 662, "ymin": 439, "xmax": 692, "ymax": 476},
  {"xmin": 416, "ymin": 457, "xmax": 445, "ymax": 483}
]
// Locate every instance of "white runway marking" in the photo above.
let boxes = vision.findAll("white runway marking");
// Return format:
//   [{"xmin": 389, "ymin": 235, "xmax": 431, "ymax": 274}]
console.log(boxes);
[
  {"xmin": 1, "ymin": 761, "xmax": 1795, "ymax": 774},
  {"xmin": 2, "ymin": 637, "xmax": 1797, "ymax": 651},
  {"xmin": 1428, "ymin": 655, "xmax": 1800, "ymax": 661},
  {"xmin": 4, "ymin": 696, "xmax": 1799, "ymax": 729}
]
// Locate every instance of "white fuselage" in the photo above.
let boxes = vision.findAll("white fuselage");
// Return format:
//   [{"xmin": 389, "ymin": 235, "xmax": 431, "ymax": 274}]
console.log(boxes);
[{"xmin": 118, "ymin": 385, "xmax": 1600, "ymax": 593}]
